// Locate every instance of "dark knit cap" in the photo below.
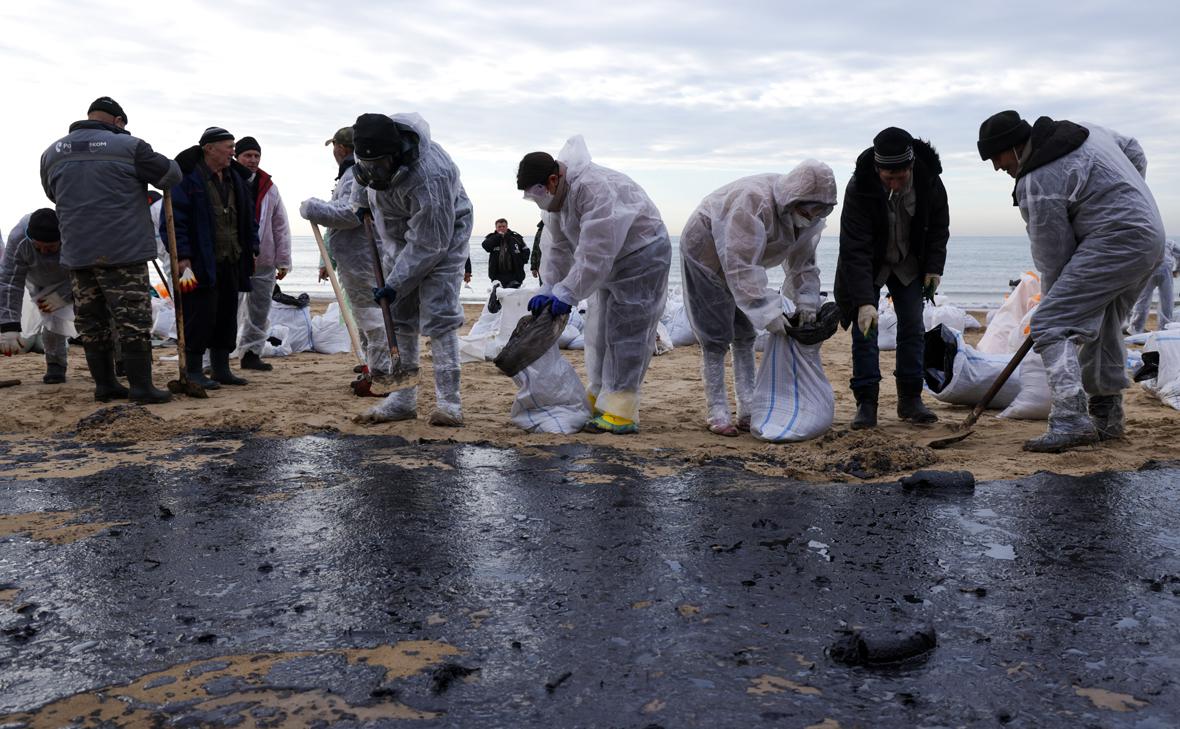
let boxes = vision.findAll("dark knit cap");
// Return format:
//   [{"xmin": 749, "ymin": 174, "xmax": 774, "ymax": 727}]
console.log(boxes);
[
  {"xmin": 873, "ymin": 127, "xmax": 915, "ymax": 169},
  {"xmin": 27, "ymin": 208, "xmax": 60, "ymax": 242},
  {"xmin": 88, "ymin": 96, "xmax": 127, "ymax": 122},
  {"xmin": 517, "ymin": 152, "xmax": 558, "ymax": 190},
  {"xmin": 199, "ymin": 126, "xmax": 234, "ymax": 146},
  {"xmin": 977, "ymin": 110, "xmax": 1032, "ymax": 160},
  {"xmin": 234, "ymin": 136, "xmax": 261, "ymax": 156},
  {"xmin": 353, "ymin": 113, "xmax": 402, "ymax": 158}
]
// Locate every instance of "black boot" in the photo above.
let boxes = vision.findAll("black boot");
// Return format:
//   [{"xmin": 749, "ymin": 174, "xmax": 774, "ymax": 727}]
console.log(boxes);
[
  {"xmin": 851, "ymin": 385, "xmax": 878, "ymax": 430},
  {"xmin": 186, "ymin": 350, "xmax": 221, "ymax": 390},
  {"xmin": 210, "ymin": 349, "xmax": 248, "ymax": 386},
  {"xmin": 83, "ymin": 345, "xmax": 129, "ymax": 402},
  {"xmin": 122, "ymin": 346, "xmax": 172, "ymax": 404},
  {"xmin": 43, "ymin": 362, "xmax": 67, "ymax": 384},
  {"xmin": 897, "ymin": 379, "xmax": 938, "ymax": 424},
  {"xmin": 240, "ymin": 351, "xmax": 273, "ymax": 371}
]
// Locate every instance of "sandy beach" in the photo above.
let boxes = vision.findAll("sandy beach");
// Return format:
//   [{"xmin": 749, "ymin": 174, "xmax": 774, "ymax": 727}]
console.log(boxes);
[{"xmin": 1, "ymin": 303, "xmax": 1177, "ymax": 484}]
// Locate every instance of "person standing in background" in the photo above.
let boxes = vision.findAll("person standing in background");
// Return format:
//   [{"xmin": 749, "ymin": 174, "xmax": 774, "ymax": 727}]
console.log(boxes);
[{"xmin": 233, "ymin": 136, "xmax": 291, "ymax": 371}]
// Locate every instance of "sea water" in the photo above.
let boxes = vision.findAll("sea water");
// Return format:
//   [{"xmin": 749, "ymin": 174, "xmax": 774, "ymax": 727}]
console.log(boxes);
[{"xmin": 275, "ymin": 235, "xmax": 1037, "ymax": 309}]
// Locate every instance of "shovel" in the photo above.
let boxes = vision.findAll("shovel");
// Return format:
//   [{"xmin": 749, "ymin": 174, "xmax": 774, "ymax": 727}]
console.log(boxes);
[
  {"xmin": 162, "ymin": 190, "xmax": 208, "ymax": 398},
  {"xmin": 923, "ymin": 335, "xmax": 1033, "ymax": 449},
  {"xmin": 309, "ymin": 222, "xmax": 383, "ymax": 397},
  {"xmin": 363, "ymin": 216, "xmax": 419, "ymax": 387}
]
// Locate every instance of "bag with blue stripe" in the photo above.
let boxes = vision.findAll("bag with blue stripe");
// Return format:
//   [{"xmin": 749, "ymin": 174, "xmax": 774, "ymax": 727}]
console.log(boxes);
[{"xmin": 749, "ymin": 304, "xmax": 837, "ymax": 442}]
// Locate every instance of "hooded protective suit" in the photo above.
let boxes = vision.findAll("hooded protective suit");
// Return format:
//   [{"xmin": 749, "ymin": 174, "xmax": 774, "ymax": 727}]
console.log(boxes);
[
  {"xmin": 1016, "ymin": 119, "xmax": 1165, "ymax": 447},
  {"xmin": 539, "ymin": 136, "xmax": 672, "ymax": 424},
  {"xmin": 301, "ymin": 156, "xmax": 391, "ymax": 374},
  {"xmin": 679, "ymin": 161, "xmax": 837, "ymax": 431},
  {"xmin": 352, "ymin": 113, "xmax": 473, "ymax": 425}
]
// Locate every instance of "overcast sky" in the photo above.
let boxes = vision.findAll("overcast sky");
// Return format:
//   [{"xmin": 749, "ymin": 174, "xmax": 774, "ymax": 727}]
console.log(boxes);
[{"xmin": 4, "ymin": 0, "xmax": 1178, "ymax": 240}]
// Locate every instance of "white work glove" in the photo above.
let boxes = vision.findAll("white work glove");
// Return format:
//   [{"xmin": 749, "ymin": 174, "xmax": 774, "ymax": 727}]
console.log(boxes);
[
  {"xmin": 1, "ymin": 330, "xmax": 25, "ymax": 356},
  {"xmin": 299, "ymin": 199, "xmax": 313, "ymax": 219},
  {"xmin": 857, "ymin": 304, "xmax": 878, "ymax": 337},
  {"xmin": 765, "ymin": 314, "xmax": 789, "ymax": 337},
  {"xmin": 794, "ymin": 306, "xmax": 817, "ymax": 326}
]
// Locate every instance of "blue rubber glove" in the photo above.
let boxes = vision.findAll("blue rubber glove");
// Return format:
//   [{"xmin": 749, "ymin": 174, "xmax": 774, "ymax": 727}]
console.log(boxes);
[
  {"xmin": 372, "ymin": 286, "xmax": 396, "ymax": 304},
  {"xmin": 528, "ymin": 294, "xmax": 552, "ymax": 315},
  {"xmin": 548, "ymin": 297, "xmax": 572, "ymax": 316}
]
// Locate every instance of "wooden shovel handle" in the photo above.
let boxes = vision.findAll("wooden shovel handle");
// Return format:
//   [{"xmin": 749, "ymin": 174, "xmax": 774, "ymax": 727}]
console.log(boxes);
[{"xmin": 961, "ymin": 335, "xmax": 1035, "ymax": 430}]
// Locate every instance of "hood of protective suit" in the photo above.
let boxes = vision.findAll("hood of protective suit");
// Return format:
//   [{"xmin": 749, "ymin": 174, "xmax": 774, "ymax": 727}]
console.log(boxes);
[
  {"xmin": 773, "ymin": 159, "xmax": 838, "ymax": 218},
  {"xmin": 387, "ymin": 112, "xmax": 432, "ymax": 168},
  {"xmin": 555, "ymin": 135, "xmax": 593, "ymax": 182}
]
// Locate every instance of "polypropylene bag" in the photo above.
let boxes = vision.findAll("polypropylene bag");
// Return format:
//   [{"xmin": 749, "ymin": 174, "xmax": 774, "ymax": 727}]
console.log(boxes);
[
  {"xmin": 877, "ymin": 295, "xmax": 898, "ymax": 351},
  {"xmin": 262, "ymin": 324, "xmax": 294, "ymax": 358},
  {"xmin": 270, "ymin": 302, "xmax": 315, "ymax": 353},
  {"xmin": 998, "ymin": 352, "xmax": 1050, "ymax": 420},
  {"xmin": 1140, "ymin": 331, "xmax": 1180, "ymax": 411},
  {"xmin": 749, "ymin": 334, "xmax": 834, "ymax": 442},
  {"xmin": 509, "ymin": 345, "xmax": 591, "ymax": 433},
  {"xmin": 924, "ymin": 324, "xmax": 1021, "ymax": 409},
  {"xmin": 311, "ymin": 302, "xmax": 351, "ymax": 354},
  {"xmin": 665, "ymin": 301, "xmax": 698, "ymax": 347},
  {"xmin": 151, "ymin": 297, "xmax": 177, "ymax": 340},
  {"xmin": 978, "ymin": 272, "xmax": 1040, "ymax": 354},
  {"xmin": 925, "ymin": 300, "xmax": 979, "ymax": 333}
]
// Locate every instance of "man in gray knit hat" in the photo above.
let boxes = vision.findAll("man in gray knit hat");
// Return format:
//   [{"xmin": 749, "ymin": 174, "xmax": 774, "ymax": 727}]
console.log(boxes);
[{"xmin": 978, "ymin": 110, "xmax": 1165, "ymax": 452}]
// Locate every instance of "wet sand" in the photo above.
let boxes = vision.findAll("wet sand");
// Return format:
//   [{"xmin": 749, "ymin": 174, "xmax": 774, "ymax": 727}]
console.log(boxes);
[{"xmin": 1, "ymin": 304, "xmax": 1176, "ymax": 483}]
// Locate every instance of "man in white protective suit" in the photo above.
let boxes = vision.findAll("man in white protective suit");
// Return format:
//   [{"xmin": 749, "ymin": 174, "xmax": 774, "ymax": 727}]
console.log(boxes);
[
  {"xmin": 350, "ymin": 112, "xmax": 473, "ymax": 427},
  {"xmin": 0, "ymin": 209, "xmax": 73, "ymax": 383},
  {"xmin": 516, "ymin": 137, "xmax": 672, "ymax": 434},
  {"xmin": 977, "ymin": 110, "xmax": 1166, "ymax": 452},
  {"xmin": 679, "ymin": 160, "xmax": 838, "ymax": 436},
  {"xmin": 300, "ymin": 125, "xmax": 392, "ymax": 377}
]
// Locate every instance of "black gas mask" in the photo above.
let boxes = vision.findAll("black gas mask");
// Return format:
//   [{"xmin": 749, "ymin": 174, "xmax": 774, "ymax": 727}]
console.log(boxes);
[{"xmin": 352, "ymin": 113, "xmax": 420, "ymax": 191}]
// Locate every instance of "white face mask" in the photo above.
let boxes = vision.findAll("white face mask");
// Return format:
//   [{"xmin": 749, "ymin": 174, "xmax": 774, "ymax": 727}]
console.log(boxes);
[
  {"xmin": 790, "ymin": 211, "xmax": 813, "ymax": 230},
  {"xmin": 523, "ymin": 184, "xmax": 554, "ymax": 211}
]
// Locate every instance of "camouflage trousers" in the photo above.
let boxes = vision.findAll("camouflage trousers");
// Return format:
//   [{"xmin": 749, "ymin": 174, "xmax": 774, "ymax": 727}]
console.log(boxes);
[{"xmin": 69, "ymin": 264, "xmax": 153, "ymax": 351}]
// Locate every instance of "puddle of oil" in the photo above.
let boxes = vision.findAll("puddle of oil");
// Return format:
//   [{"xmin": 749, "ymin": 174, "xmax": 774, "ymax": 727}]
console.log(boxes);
[{"xmin": 0, "ymin": 641, "xmax": 462, "ymax": 728}]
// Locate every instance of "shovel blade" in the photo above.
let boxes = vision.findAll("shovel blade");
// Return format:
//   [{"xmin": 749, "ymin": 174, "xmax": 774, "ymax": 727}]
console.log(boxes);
[
  {"xmin": 922, "ymin": 427, "xmax": 974, "ymax": 449},
  {"xmin": 167, "ymin": 378, "xmax": 209, "ymax": 398},
  {"xmin": 371, "ymin": 366, "xmax": 420, "ymax": 388}
]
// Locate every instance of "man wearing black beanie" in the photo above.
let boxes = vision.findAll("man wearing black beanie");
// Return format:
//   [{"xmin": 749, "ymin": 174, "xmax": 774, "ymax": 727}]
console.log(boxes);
[
  {"xmin": 977, "ymin": 110, "xmax": 1166, "ymax": 452},
  {"xmin": 834, "ymin": 127, "xmax": 949, "ymax": 429},
  {"xmin": 0, "ymin": 210, "xmax": 74, "ymax": 383},
  {"xmin": 41, "ymin": 97, "xmax": 181, "ymax": 404},
  {"xmin": 233, "ymin": 136, "xmax": 291, "ymax": 372}
]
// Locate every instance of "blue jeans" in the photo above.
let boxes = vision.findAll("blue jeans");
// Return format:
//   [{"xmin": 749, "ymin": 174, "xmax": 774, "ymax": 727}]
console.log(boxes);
[{"xmin": 850, "ymin": 274, "xmax": 925, "ymax": 391}]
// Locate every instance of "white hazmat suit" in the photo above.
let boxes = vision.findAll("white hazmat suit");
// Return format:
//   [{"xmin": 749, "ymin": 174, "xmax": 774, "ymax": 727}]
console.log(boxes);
[
  {"xmin": 352, "ymin": 113, "xmax": 473, "ymax": 426},
  {"xmin": 537, "ymin": 136, "xmax": 672, "ymax": 431},
  {"xmin": 1018, "ymin": 121, "xmax": 1165, "ymax": 449},
  {"xmin": 680, "ymin": 161, "xmax": 838, "ymax": 434}
]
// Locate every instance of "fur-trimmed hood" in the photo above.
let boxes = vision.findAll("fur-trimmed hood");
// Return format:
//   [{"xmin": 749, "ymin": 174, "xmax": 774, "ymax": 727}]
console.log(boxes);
[{"xmin": 850, "ymin": 139, "xmax": 943, "ymax": 194}]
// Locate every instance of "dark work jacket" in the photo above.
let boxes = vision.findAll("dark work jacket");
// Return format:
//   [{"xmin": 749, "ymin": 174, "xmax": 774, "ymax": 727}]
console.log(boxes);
[
  {"xmin": 164, "ymin": 146, "xmax": 259, "ymax": 292},
  {"xmin": 481, "ymin": 229, "xmax": 529, "ymax": 286},
  {"xmin": 834, "ymin": 140, "xmax": 950, "ymax": 327}
]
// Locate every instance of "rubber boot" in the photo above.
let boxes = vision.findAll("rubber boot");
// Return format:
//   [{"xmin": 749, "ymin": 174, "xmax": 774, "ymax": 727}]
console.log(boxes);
[
  {"xmin": 83, "ymin": 345, "xmax": 129, "ymax": 402},
  {"xmin": 851, "ymin": 384, "xmax": 878, "ymax": 430},
  {"xmin": 210, "ymin": 349, "xmax": 248, "ymax": 386},
  {"xmin": 702, "ymin": 348, "xmax": 735, "ymax": 435},
  {"xmin": 123, "ymin": 346, "xmax": 172, "ymax": 404},
  {"xmin": 897, "ymin": 379, "xmax": 938, "ymax": 424},
  {"xmin": 733, "ymin": 341, "xmax": 756, "ymax": 433},
  {"xmin": 186, "ymin": 350, "xmax": 221, "ymax": 390},
  {"xmin": 240, "ymin": 351, "xmax": 273, "ymax": 371},
  {"xmin": 1023, "ymin": 391, "xmax": 1100, "ymax": 453},
  {"xmin": 43, "ymin": 362, "xmax": 67, "ymax": 384},
  {"xmin": 1089, "ymin": 393, "xmax": 1125, "ymax": 441}
]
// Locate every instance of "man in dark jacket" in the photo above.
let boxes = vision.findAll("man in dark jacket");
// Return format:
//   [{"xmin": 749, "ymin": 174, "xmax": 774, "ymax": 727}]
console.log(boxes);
[
  {"xmin": 40, "ymin": 97, "xmax": 181, "ymax": 404},
  {"xmin": 166, "ymin": 127, "xmax": 260, "ymax": 390},
  {"xmin": 531, "ymin": 220, "xmax": 544, "ymax": 281},
  {"xmin": 481, "ymin": 218, "xmax": 529, "ymax": 288},
  {"xmin": 834, "ymin": 127, "xmax": 949, "ymax": 429}
]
